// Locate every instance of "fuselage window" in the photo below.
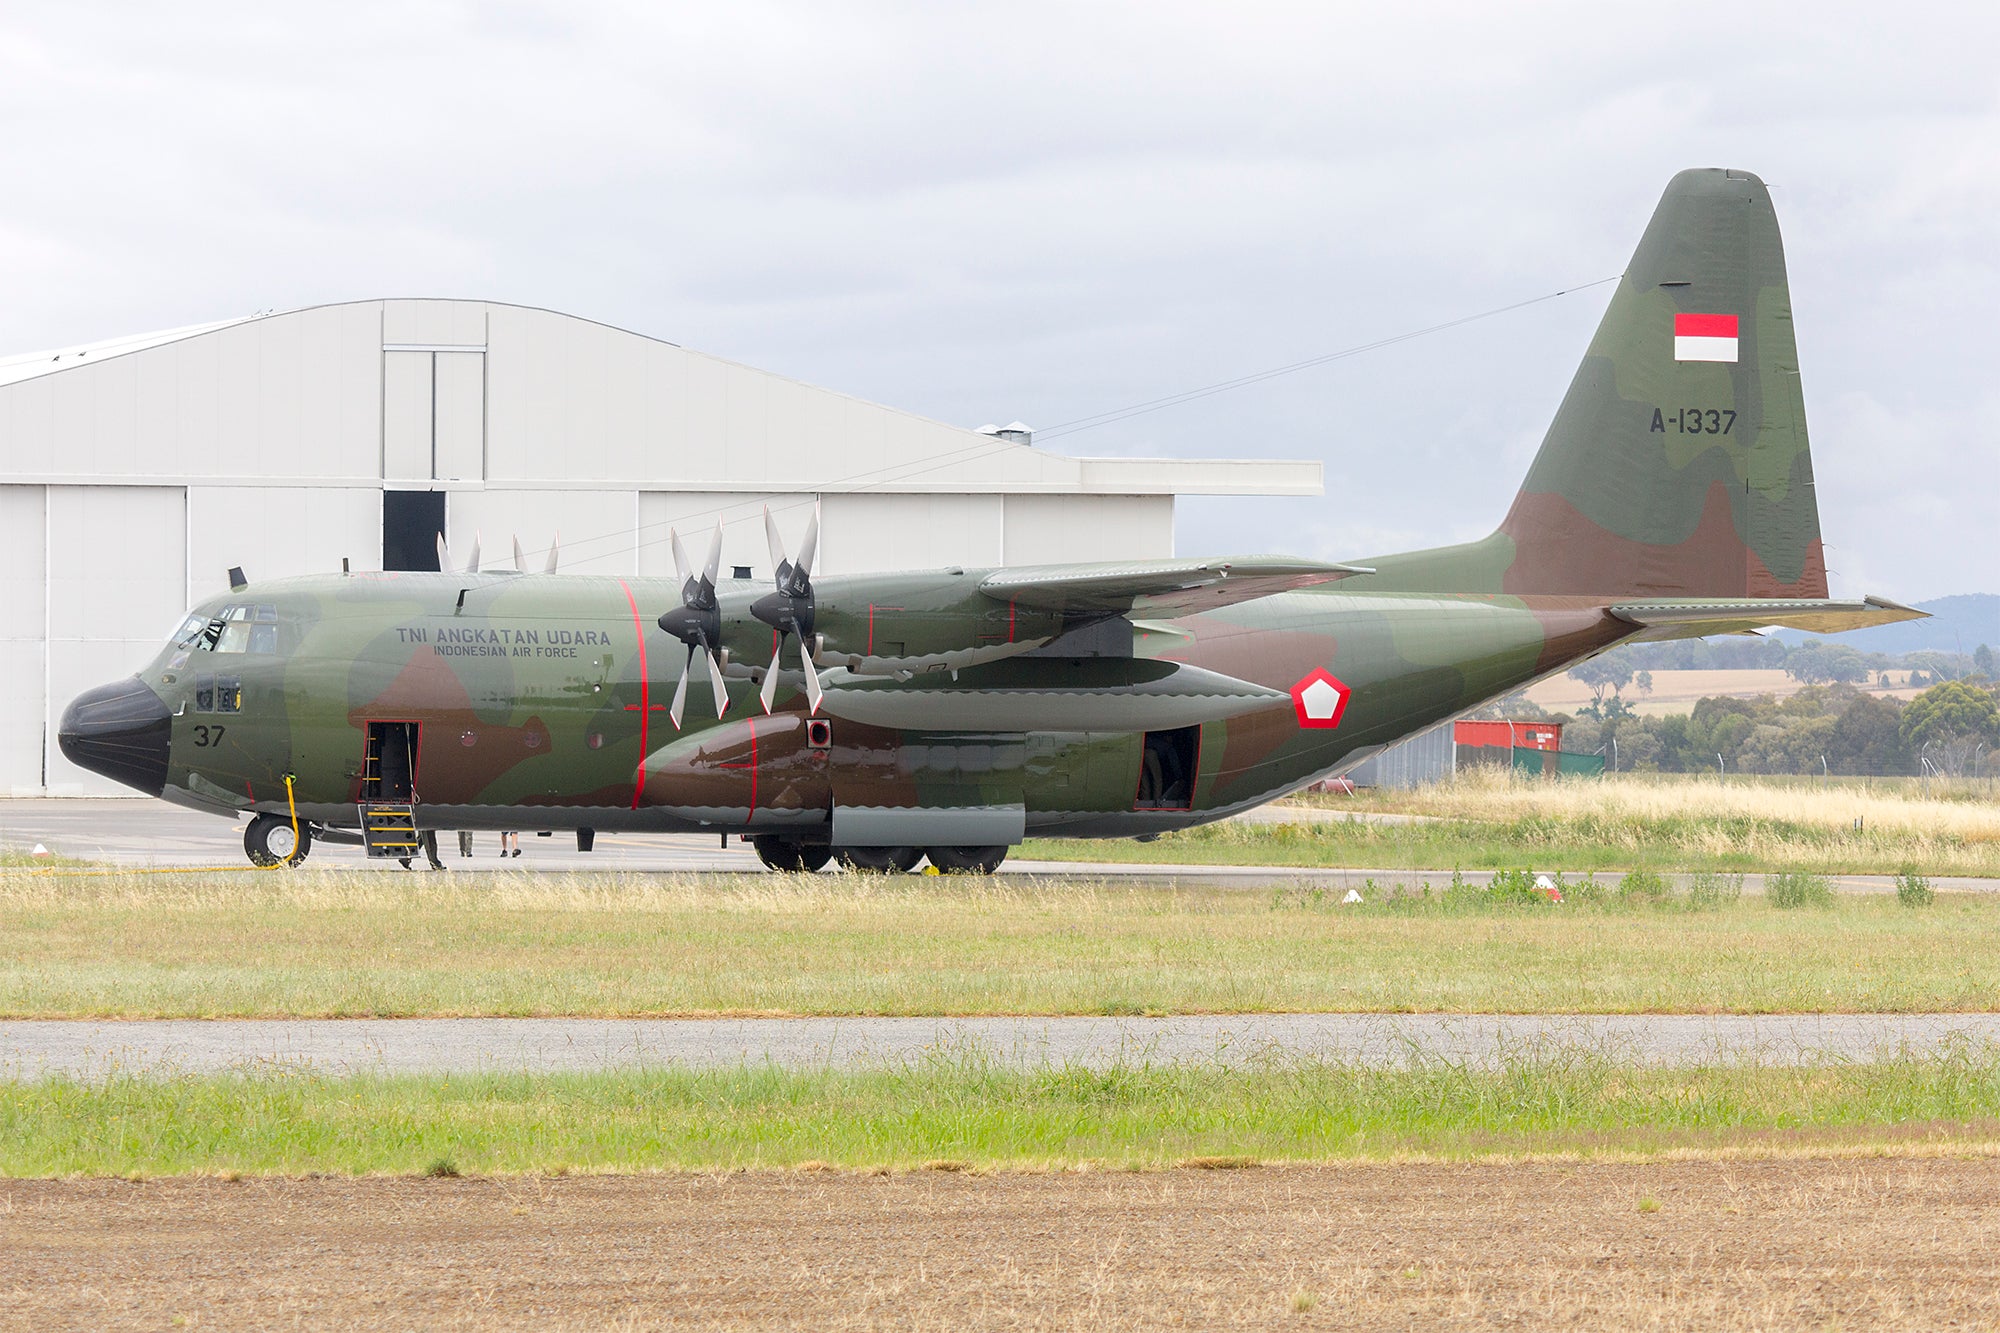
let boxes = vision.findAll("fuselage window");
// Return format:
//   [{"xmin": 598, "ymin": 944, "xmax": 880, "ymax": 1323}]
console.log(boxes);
[
  {"xmin": 192, "ymin": 673, "xmax": 244, "ymax": 713},
  {"xmin": 248, "ymin": 623, "xmax": 279, "ymax": 654},
  {"xmin": 216, "ymin": 622, "xmax": 253, "ymax": 654}
]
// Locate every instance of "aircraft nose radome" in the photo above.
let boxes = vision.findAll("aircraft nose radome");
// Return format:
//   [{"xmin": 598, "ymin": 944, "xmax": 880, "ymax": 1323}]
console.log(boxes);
[{"xmin": 58, "ymin": 677, "xmax": 172, "ymax": 797}]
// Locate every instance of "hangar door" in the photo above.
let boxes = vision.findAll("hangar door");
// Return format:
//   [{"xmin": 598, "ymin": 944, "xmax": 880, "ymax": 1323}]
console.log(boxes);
[
  {"xmin": 0, "ymin": 487, "xmax": 45, "ymax": 794},
  {"xmin": 44, "ymin": 486, "xmax": 187, "ymax": 795},
  {"xmin": 384, "ymin": 349, "xmax": 484, "ymax": 483}
]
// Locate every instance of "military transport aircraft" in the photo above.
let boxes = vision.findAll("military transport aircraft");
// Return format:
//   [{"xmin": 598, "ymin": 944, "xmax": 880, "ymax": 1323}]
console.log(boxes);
[{"xmin": 60, "ymin": 167, "xmax": 1920, "ymax": 872}]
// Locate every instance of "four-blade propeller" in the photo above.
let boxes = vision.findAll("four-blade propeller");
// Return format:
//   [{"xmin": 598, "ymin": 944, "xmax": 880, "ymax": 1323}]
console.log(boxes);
[
  {"xmin": 657, "ymin": 521, "xmax": 732, "ymax": 728},
  {"xmin": 436, "ymin": 531, "xmax": 483, "ymax": 575},
  {"xmin": 753, "ymin": 503, "xmax": 823, "ymax": 716}
]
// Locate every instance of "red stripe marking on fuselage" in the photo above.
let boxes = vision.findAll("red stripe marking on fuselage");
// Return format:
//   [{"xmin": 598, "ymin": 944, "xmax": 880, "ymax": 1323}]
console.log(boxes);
[
  {"xmin": 620, "ymin": 579, "xmax": 650, "ymax": 809},
  {"xmin": 720, "ymin": 721, "xmax": 760, "ymax": 817}
]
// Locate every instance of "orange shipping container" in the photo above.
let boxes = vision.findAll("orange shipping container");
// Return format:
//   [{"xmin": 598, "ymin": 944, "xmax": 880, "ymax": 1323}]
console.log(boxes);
[{"xmin": 1454, "ymin": 720, "xmax": 1563, "ymax": 752}]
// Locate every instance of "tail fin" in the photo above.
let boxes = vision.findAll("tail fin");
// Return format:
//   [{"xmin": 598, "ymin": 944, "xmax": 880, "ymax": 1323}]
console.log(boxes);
[{"xmin": 1362, "ymin": 168, "xmax": 1827, "ymax": 600}]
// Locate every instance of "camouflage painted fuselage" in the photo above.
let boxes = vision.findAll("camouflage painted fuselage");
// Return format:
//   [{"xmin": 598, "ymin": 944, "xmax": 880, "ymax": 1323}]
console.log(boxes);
[{"xmin": 133, "ymin": 570, "xmax": 1628, "ymax": 838}]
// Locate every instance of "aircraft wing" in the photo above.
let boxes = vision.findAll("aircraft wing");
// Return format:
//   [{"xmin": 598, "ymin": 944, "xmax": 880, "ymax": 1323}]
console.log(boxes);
[
  {"xmin": 1608, "ymin": 596, "xmax": 1927, "ymax": 637},
  {"xmin": 816, "ymin": 657, "xmax": 1286, "ymax": 731},
  {"xmin": 978, "ymin": 556, "xmax": 1371, "ymax": 617}
]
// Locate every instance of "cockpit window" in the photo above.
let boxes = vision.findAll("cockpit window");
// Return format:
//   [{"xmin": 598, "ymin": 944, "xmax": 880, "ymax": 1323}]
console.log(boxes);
[
  {"xmin": 171, "ymin": 614, "xmax": 208, "ymax": 649},
  {"xmin": 179, "ymin": 605, "xmax": 281, "ymax": 654}
]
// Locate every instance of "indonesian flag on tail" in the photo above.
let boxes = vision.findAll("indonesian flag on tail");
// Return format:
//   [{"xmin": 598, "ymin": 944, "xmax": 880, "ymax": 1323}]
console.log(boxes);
[{"xmin": 1674, "ymin": 312, "xmax": 1739, "ymax": 363}]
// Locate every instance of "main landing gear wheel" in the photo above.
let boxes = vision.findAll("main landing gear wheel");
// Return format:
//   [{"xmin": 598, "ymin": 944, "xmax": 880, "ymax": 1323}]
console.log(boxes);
[
  {"xmin": 244, "ymin": 813, "xmax": 312, "ymax": 868},
  {"xmin": 752, "ymin": 837, "xmax": 832, "ymax": 873},
  {"xmin": 924, "ymin": 845, "xmax": 1008, "ymax": 875},
  {"xmin": 835, "ymin": 846, "xmax": 924, "ymax": 874}
]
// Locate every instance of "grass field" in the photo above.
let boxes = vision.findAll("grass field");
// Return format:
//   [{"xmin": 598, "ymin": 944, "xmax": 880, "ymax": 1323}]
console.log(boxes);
[
  {"xmin": 1030, "ymin": 768, "xmax": 2000, "ymax": 875},
  {"xmin": 4, "ymin": 866, "xmax": 1999, "ymax": 1016},
  {"xmin": 1320, "ymin": 767, "xmax": 2000, "ymax": 819},
  {"xmin": 1522, "ymin": 667, "xmax": 1927, "ymax": 715},
  {"xmin": 10, "ymin": 1046, "xmax": 2000, "ymax": 1176}
]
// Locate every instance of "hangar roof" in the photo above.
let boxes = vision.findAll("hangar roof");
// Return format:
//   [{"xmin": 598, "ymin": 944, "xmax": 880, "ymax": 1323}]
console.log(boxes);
[
  {"xmin": 0, "ymin": 300, "xmax": 1321, "ymax": 498},
  {"xmin": 0, "ymin": 314, "xmax": 262, "ymax": 388}
]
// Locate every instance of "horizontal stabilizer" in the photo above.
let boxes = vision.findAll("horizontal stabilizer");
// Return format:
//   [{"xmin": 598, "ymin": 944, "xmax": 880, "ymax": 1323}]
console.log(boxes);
[
  {"xmin": 980, "ymin": 556, "xmax": 1370, "ymax": 617},
  {"xmin": 1609, "ymin": 596, "xmax": 1927, "ymax": 638}
]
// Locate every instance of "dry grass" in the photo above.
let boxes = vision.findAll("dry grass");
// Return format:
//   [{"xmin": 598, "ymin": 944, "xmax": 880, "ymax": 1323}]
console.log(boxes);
[
  {"xmin": 1234, "ymin": 767, "xmax": 2000, "ymax": 875},
  {"xmin": 1523, "ymin": 667, "xmax": 1927, "ymax": 715},
  {"xmin": 1347, "ymin": 767, "xmax": 2000, "ymax": 840},
  {"xmin": 4, "ymin": 862, "xmax": 2000, "ymax": 1015},
  {"xmin": 9, "ymin": 1160, "xmax": 2000, "ymax": 1329}
]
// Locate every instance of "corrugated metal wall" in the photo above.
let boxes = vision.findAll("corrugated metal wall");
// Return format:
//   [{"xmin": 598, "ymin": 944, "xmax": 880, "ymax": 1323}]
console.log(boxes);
[{"xmin": 1345, "ymin": 720, "xmax": 1457, "ymax": 789}]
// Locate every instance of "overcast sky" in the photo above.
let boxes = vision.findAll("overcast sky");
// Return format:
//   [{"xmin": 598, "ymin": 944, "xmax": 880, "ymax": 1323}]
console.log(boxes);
[{"xmin": 2, "ymin": 2, "xmax": 1993, "ymax": 600}]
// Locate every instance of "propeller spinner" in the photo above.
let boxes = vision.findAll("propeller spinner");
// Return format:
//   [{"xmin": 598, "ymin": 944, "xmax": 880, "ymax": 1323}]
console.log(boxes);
[
  {"xmin": 752, "ymin": 503, "xmax": 823, "ymax": 715},
  {"xmin": 657, "ymin": 521, "xmax": 731, "ymax": 728}
]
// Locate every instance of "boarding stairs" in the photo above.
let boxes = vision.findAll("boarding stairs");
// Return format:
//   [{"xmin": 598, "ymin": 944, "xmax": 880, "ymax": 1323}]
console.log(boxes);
[{"xmin": 358, "ymin": 802, "xmax": 422, "ymax": 858}]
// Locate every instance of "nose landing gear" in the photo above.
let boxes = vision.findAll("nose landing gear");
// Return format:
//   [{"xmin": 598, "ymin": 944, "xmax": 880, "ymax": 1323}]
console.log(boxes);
[{"xmin": 244, "ymin": 813, "xmax": 313, "ymax": 868}]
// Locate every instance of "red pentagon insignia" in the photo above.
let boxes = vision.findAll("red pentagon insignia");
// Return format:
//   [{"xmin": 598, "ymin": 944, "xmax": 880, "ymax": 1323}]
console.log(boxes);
[{"xmin": 1291, "ymin": 668, "xmax": 1350, "ymax": 729}]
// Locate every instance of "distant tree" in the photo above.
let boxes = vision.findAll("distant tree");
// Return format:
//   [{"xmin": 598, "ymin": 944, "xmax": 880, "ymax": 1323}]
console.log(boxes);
[
  {"xmin": 1686, "ymin": 698, "xmax": 1758, "ymax": 769},
  {"xmin": 1561, "ymin": 715, "xmax": 1603, "ymax": 757},
  {"xmin": 1827, "ymin": 694, "xmax": 1914, "ymax": 776},
  {"xmin": 1618, "ymin": 726, "xmax": 1664, "ymax": 771},
  {"xmin": 1569, "ymin": 657, "xmax": 1633, "ymax": 704},
  {"xmin": 1736, "ymin": 716, "xmax": 1836, "ymax": 775},
  {"xmin": 1648, "ymin": 713, "xmax": 1696, "ymax": 771},
  {"xmin": 1464, "ymin": 691, "xmax": 1549, "ymax": 722},
  {"xmin": 1634, "ymin": 670, "xmax": 1654, "ymax": 695},
  {"xmin": 1901, "ymin": 680, "xmax": 2000, "ymax": 776},
  {"xmin": 1740, "ymin": 636, "xmax": 1791, "ymax": 670},
  {"xmin": 1784, "ymin": 642, "xmax": 1868, "ymax": 685},
  {"xmin": 1976, "ymin": 644, "xmax": 1995, "ymax": 678},
  {"xmin": 1906, "ymin": 651, "xmax": 1969, "ymax": 684}
]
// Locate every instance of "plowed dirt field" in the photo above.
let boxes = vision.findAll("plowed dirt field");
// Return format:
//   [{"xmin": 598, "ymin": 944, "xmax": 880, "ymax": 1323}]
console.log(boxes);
[{"xmin": 6, "ymin": 1157, "xmax": 1999, "ymax": 1330}]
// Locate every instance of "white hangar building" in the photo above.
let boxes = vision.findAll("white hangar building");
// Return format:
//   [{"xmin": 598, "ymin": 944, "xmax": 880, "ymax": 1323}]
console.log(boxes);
[{"xmin": 0, "ymin": 298, "xmax": 1320, "ymax": 794}]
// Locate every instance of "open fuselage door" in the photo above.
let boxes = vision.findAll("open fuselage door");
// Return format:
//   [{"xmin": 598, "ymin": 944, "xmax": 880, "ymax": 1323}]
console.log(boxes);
[{"xmin": 359, "ymin": 720, "xmax": 423, "ymax": 858}]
